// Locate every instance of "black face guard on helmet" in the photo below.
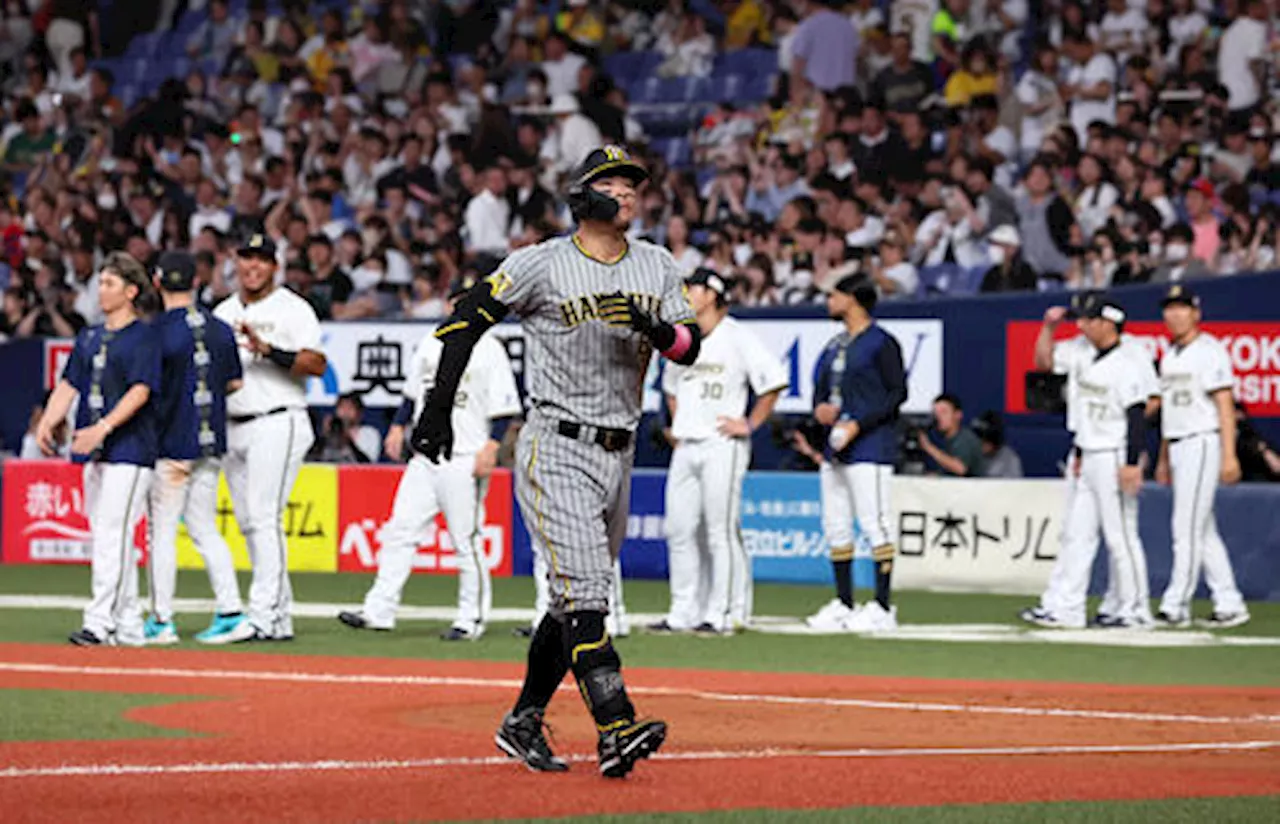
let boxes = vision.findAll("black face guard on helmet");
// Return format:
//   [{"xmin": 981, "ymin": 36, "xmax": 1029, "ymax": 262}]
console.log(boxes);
[{"xmin": 566, "ymin": 147, "xmax": 649, "ymax": 223}]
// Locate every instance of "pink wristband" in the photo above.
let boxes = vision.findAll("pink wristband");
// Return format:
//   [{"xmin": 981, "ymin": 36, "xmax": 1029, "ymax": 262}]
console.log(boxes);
[{"xmin": 661, "ymin": 323, "xmax": 693, "ymax": 361}]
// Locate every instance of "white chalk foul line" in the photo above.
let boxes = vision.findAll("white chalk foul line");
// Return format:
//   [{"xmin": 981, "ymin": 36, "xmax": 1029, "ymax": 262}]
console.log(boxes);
[
  {"xmin": 1, "ymin": 661, "xmax": 1276, "ymax": 727},
  {"xmin": 1, "ymin": 740, "xmax": 1276, "ymax": 780}
]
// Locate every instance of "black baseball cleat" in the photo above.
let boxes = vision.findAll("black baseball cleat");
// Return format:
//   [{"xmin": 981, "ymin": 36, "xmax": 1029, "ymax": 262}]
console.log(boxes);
[
  {"xmin": 1199, "ymin": 611, "xmax": 1251, "ymax": 629},
  {"xmin": 441, "ymin": 626, "xmax": 483, "ymax": 641},
  {"xmin": 692, "ymin": 622, "xmax": 730, "ymax": 636},
  {"xmin": 338, "ymin": 611, "xmax": 368, "ymax": 629},
  {"xmin": 495, "ymin": 708, "xmax": 569, "ymax": 773},
  {"xmin": 1154, "ymin": 610, "xmax": 1191, "ymax": 629},
  {"xmin": 68, "ymin": 628, "xmax": 106, "ymax": 646},
  {"xmin": 512, "ymin": 626, "xmax": 534, "ymax": 639},
  {"xmin": 645, "ymin": 620, "xmax": 678, "ymax": 634},
  {"xmin": 598, "ymin": 719, "xmax": 667, "ymax": 779},
  {"xmin": 1090, "ymin": 613, "xmax": 1124, "ymax": 628}
]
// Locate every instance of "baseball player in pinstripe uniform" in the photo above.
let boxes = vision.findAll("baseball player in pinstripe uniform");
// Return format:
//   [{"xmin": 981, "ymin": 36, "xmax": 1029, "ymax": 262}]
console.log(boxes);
[
  {"xmin": 412, "ymin": 146, "xmax": 701, "ymax": 778},
  {"xmin": 36, "ymin": 253, "xmax": 160, "ymax": 647},
  {"xmin": 338, "ymin": 275, "xmax": 521, "ymax": 640},
  {"xmin": 1153, "ymin": 285, "xmax": 1249, "ymax": 628},
  {"xmin": 214, "ymin": 234, "xmax": 328, "ymax": 642},
  {"xmin": 1022, "ymin": 298, "xmax": 1156, "ymax": 629},
  {"xmin": 653, "ymin": 268, "xmax": 788, "ymax": 635},
  {"xmin": 144, "ymin": 251, "xmax": 247, "ymax": 645}
]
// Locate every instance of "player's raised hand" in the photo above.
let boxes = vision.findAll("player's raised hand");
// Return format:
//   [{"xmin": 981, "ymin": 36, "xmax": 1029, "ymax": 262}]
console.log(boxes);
[
  {"xmin": 411, "ymin": 403, "xmax": 453, "ymax": 463},
  {"xmin": 1043, "ymin": 306, "xmax": 1068, "ymax": 325}
]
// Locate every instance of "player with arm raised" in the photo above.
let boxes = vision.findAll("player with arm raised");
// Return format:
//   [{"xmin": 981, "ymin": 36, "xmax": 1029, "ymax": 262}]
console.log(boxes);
[
  {"xmin": 143, "ymin": 252, "xmax": 247, "ymax": 645},
  {"xmin": 338, "ymin": 274, "xmax": 521, "ymax": 640},
  {"xmin": 213, "ymin": 234, "xmax": 327, "ymax": 642},
  {"xmin": 653, "ymin": 268, "xmax": 787, "ymax": 635},
  {"xmin": 412, "ymin": 146, "xmax": 701, "ymax": 778},
  {"xmin": 1022, "ymin": 298, "xmax": 1155, "ymax": 629},
  {"xmin": 36, "ymin": 252, "xmax": 160, "ymax": 647},
  {"xmin": 1153, "ymin": 285, "xmax": 1249, "ymax": 629}
]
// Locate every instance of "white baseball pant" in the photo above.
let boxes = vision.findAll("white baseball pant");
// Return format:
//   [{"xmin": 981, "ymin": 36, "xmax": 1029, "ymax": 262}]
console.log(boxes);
[
  {"xmin": 663, "ymin": 437, "xmax": 751, "ymax": 631},
  {"xmin": 362, "ymin": 454, "xmax": 491, "ymax": 631},
  {"xmin": 531, "ymin": 553, "xmax": 627, "ymax": 635},
  {"xmin": 146, "ymin": 458, "xmax": 243, "ymax": 624},
  {"xmin": 820, "ymin": 462, "xmax": 894, "ymax": 553},
  {"xmin": 82, "ymin": 462, "xmax": 152, "ymax": 646},
  {"xmin": 1158, "ymin": 433, "xmax": 1246, "ymax": 620},
  {"xmin": 224, "ymin": 409, "xmax": 313, "ymax": 638},
  {"xmin": 1041, "ymin": 449, "xmax": 1152, "ymax": 626}
]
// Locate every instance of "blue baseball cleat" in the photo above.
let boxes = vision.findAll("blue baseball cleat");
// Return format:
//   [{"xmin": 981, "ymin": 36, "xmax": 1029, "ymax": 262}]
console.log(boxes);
[
  {"xmin": 144, "ymin": 616, "xmax": 179, "ymax": 645},
  {"xmin": 195, "ymin": 613, "xmax": 255, "ymax": 645}
]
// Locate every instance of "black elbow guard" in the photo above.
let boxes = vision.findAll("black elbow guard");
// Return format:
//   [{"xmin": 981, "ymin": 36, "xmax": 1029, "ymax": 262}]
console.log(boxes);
[{"xmin": 434, "ymin": 283, "xmax": 510, "ymax": 345}]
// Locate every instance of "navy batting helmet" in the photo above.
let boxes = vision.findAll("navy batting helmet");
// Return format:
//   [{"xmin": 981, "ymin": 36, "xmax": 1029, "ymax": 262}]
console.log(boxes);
[{"xmin": 566, "ymin": 145, "xmax": 649, "ymax": 223}]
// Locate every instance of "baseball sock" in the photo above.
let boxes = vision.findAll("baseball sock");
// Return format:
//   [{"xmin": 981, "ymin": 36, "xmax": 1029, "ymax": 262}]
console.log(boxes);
[
  {"xmin": 513, "ymin": 614, "xmax": 569, "ymax": 715},
  {"xmin": 873, "ymin": 544, "xmax": 895, "ymax": 609},
  {"xmin": 832, "ymin": 559, "xmax": 854, "ymax": 608},
  {"xmin": 564, "ymin": 611, "xmax": 636, "ymax": 732}
]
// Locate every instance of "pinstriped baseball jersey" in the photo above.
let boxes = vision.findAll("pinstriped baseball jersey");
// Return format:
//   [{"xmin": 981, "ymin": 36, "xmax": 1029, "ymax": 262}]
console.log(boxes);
[{"xmin": 487, "ymin": 235, "xmax": 695, "ymax": 430}]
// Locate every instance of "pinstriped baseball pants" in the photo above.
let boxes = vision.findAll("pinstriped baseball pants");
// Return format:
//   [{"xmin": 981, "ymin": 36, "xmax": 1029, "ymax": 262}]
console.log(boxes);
[{"xmin": 515, "ymin": 410, "xmax": 633, "ymax": 617}]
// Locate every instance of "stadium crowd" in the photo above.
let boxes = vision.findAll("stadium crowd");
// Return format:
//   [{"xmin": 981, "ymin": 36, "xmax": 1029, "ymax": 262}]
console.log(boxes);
[{"xmin": 0, "ymin": 0, "xmax": 1278, "ymax": 341}]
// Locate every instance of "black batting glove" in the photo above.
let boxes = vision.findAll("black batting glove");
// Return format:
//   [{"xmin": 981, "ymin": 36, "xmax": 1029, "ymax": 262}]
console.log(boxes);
[
  {"xmin": 410, "ymin": 395, "xmax": 454, "ymax": 463},
  {"xmin": 599, "ymin": 292, "xmax": 674, "ymax": 349}
]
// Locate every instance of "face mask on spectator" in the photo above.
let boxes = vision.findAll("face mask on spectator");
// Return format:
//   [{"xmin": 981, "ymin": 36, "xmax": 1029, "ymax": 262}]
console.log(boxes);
[
  {"xmin": 350, "ymin": 264, "xmax": 382, "ymax": 291},
  {"xmin": 97, "ymin": 192, "xmax": 117, "ymax": 211},
  {"xmin": 1165, "ymin": 243, "xmax": 1189, "ymax": 262},
  {"xmin": 988, "ymin": 245, "xmax": 1006, "ymax": 265},
  {"xmin": 734, "ymin": 243, "xmax": 752, "ymax": 267}
]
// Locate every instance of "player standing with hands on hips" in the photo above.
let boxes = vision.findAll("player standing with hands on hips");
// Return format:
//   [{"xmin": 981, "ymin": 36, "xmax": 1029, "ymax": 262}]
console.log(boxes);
[
  {"xmin": 214, "ymin": 234, "xmax": 327, "ymax": 642},
  {"xmin": 143, "ymin": 252, "xmax": 248, "ymax": 645},
  {"xmin": 413, "ymin": 146, "xmax": 701, "ymax": 778},
  {"xmin": 338, "ymin": 274, "xmax": 521, "ymax": 640},
  {"xmin": 1022, "ymin": 298, "xmax": 1155, "ymax": 629},
  {"xmin": 36, "ymin": 253, "xmax": 160, "ymax": 646},
  {"xmin": 653, "ymin": 268, "xmax": 787, "ymax": 635},
  {"xmin": 1153, "ymin": 285, "xmax": 1250, "ymax": 628},
  {"xmin": 806, "ymin": 274, "xmax": 907, "ymax": 634}
]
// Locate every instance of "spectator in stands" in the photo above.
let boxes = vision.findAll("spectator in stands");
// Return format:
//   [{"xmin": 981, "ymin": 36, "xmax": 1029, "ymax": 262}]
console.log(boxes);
[
  {"xmin": 311, "ymin": 392, "xmax": 381, "ymax": 464},
  {"xmin": 1246, "ymin": 127, "xmax": 1280, "ymax": 193},
  {"xmin": 464, "ymin": 165, "xmax": 512, "ymax": 257},
  {"xmin": 1098, "ymin": 0, "xmax": 1147, "ymax": 59},
  {"xmin": 1016, "ymin": 158, "xmax": 1076, "ymax": 280},
  {"xmin": 657, "ymin": 7, "xmax": 715, "ymax": 78},
  {"xmin": 47, "ymin": 0, "xmax": 97, "ymax": 77},
  {"xmin": 1075, "ymin": 153, "xmax": 1120, "ymax": 241},
  {"xmin": 540, "ymin": 31, "xmax": 586, "ymax": 99},
  {"xmin": 724, "ymin": 0, "xmax": 771, "ymax": 49},
  {"xmin": 930, "ymin": 0, "xmax": 969, "ymax": 70},
  {"xmin": 920, "ymin": 392, "xmax": 983, "ymax": 477},
  {"xmin": 0, "ymin": 4, "xmax": 33, "ymax": 76},
  {"xmin": 1218, "ymin": 0, "xmax": 1270, "ymax": 115},
  {"xmin": 965, "ymin": 156, "xmax": 1017, "ymax": 235},
  {"xmin": 2, "ymin": 99, "xmax": 53, "ymax": 171},
  {"xmin": 0, "ymin": 285, "xmax": 26, "ymax": 339},
  {"xmin": 186, "ymin": 0, "xmax": 238, "ymax": 66},
  {"xmin": 1148, "ymin": 222, "xmax": 1212, "ymax": 282},
  {"xmin": 549, "ymin": 93, "xmax": 601, "ymax": 178},
  {"xmin": 1184, "ymin": 178, "xmax": 1221, "ymax": 265},
  {"xmin": 869, "ymin": 231, "xmax": 918, "ymax": 299},
  {"xmin": 1062, "ymin": 32, "xmax": 1117, "ymax": 144},
  {"xmin": 789, "ymin": 0, "xmax": 859, "ymax": 94},
  {"xmin": 1237, "ymin": 402, "xmax": 1280, "ymax": 482},
  {"xmin": 746, "ymin": 152, "xmax": 810, "ymax": 223},
  {"xmin": 972, "ymin": 410, "xmax": 1022, "ymax": 478},
  {"xmin": 870, "ymin": 32, "xmax": 935, "ymax": 111},
  {"xmin": 944, "ymin": 40, "xmax": 997, "ymax": 108},
  {"xmin": 980, "ymin": 224, "xmax": 1037, "ymax": 292}
]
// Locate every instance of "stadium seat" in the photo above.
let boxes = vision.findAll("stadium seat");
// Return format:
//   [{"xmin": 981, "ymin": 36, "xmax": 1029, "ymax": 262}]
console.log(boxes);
[
  {"xmin": 603, "ymin": 51, "xmax": 661, "ymax": 83},
  {"xmin": 918, "ymin": 264, "xmax": 962, "ymax": 296},
  {"xmin": 707, "ymin": 74, "xmax": 742, "ymax": 103},
  {"xmin": 715, "ymin": 48, "xmax": 777, "ymax": 78},
  {"xmin": 740, "ymin": 74, "xmax": 774, "ymax": 103}
]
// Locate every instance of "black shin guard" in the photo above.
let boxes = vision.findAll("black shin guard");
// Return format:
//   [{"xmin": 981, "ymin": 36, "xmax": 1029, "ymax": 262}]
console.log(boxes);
[
  {"xmin": 564, "ymin": 611, "xmax": 635, "ymax": 731},
  {"xmin": 513, "ymin": 614, "xmax": 569, "ymax": 714},
  {"xmin": 873, "ymin": 544, "xmax": 895, "ymax": 609}
]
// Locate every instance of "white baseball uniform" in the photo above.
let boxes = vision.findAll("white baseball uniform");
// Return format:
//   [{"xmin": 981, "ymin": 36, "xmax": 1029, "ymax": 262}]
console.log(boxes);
[
  {"xmin": 661, "ymin": 316, "xmax": 788, "ymax": 632},
  {"xmin": 82, "ymin": 462, "xmax": 152, "ymax": 646},
  {"xmin": 214, "ymin": 287, "xmax": 320, "ymax": 639},
  {"xmin": 1157, "ymin": 333, "xmax": 1247, "ymax": 621},
  {"xmin": 1048, "ymin": 334, "xmax": 1156, "ymax": 622},
  {"xmin": 360, "ymin": 329, "xmax": 521, "ymax": 633},
  {"xmin": 1039, "ymin": 342, "xmax": 1157, "ymax": 627}
]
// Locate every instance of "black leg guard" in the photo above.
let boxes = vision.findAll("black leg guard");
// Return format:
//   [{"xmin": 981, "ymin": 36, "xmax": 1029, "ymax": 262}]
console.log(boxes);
[
  {"xmin": 564, "ymin": 611, "xmax": 635, "ymax": 732},
  {"xmin": 513, "ymin": 614, "xmax": 569, "ymax": 715}
]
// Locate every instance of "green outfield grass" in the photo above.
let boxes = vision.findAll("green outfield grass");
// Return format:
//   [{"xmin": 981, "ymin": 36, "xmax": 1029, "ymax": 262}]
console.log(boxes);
[
  {"xmin": 497, "ymin": 796, "xmax": 1280, "ymax": 823},
  {"xmin": 0, "ymin": 688, "xmax": 204, "ymax": 742},
  {"xmin": 0, "ymin": 567, "xmax": 1276, "ymax": 687}
]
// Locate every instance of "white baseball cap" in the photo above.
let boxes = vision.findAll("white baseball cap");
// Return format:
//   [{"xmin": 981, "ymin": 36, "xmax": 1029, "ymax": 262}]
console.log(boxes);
[
  {"xmin": 549, "ymin": 93, "xmax": 579, "ymax": 116},
  {"xmin": 989, "ymin": 224, "xmax": 1021, "ymax": 247}
]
